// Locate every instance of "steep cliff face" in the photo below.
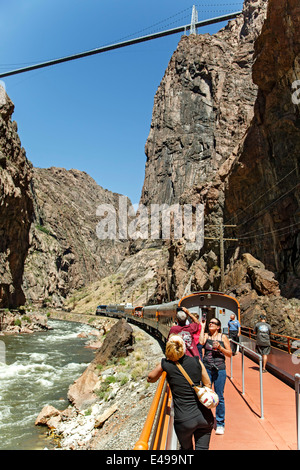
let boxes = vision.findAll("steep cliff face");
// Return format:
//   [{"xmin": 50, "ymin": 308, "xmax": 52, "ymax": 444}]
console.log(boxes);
[
  {"xmin": 0, "ymin": 92, "xmax": 34, "ymax": 308},
  {"xmin": 225, "ymin": 0, "xmax": 300, "ymax": 297},
  {"xmin": 141, "ymin": 0, "xmax": 268, "ymax": 208},
  {"xmin": 140, "ymin": 0, "xmax": 268, "ymax": 300},
  {"xmin": 23, "ymin": 167, "xmax": 129, "ymax": 306}
]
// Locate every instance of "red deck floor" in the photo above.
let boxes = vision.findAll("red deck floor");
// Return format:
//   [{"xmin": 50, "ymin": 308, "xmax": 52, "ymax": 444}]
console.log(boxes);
[{"xmin": 209, "ymin": 354, "xmax": 298, "ymax": 450}]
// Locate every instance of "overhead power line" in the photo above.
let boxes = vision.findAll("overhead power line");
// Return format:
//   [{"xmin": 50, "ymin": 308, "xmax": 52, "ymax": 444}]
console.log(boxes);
[
  {"xmin": 205, "ymin": 223, "xmax": 238, "ymax": 291},
  {"xmin": 0, "ymin": 12, "xmax": 242, "ymax": 79}
]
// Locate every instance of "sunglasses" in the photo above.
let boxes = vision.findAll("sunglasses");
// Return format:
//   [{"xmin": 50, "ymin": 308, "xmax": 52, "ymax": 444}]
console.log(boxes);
[{"xmin": 209, "ymin": 321, "xmax": 219, "ymax": 325}]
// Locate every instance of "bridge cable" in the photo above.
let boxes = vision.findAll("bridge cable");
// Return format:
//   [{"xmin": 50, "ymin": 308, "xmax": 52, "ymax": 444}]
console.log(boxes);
[{"xmin": 0, "ymin": 12, "xmax": 242, "ymax": 79}]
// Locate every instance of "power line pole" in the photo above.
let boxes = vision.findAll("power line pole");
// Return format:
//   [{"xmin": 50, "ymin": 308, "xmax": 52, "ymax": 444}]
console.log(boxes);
[
  {"xmin": 166, "ymin": 266, "xmax": 171, "ymax": 302},
  {"xmin": 205, "ymin": 223, "xmax": 238, "ymax": 292}
]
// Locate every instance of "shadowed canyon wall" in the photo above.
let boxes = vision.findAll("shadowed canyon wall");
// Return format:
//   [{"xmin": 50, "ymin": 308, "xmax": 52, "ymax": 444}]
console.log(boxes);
[
  {"xmin": 0, "ymin": 92, "xmax": 34, "ymax": 308},
  {"xmin": 225, "ymin": 0, "xmax": 300, "ymax": 297}
]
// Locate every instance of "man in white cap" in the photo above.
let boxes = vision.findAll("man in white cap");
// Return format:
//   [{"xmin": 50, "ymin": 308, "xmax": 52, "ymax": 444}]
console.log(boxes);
[{"xmin": 168, "ymin": 307, "xmax": 201, "ymax": 357}]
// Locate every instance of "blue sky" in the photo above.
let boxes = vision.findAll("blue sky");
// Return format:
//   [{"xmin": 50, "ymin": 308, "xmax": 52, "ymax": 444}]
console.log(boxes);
[{"xmin": 0, "ymin": 0, "xmax": 243, "ymax": 204}]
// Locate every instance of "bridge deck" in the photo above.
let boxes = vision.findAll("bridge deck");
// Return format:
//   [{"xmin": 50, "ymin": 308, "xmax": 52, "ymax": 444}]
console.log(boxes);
[{"xmin": 209, "ymin": 354, "xmax": 297, "ymax": 450}]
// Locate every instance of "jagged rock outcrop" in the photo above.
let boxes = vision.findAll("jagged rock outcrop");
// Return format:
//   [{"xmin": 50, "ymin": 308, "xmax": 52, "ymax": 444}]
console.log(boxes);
[
  {"xmin": 224, "ymin": 253, "xmax": 300, "ymax": 336},
  {"xmin": 0, "ymin": 310, "xmax": 50, "ymax": 334},
  {"xmin": 141, "ymin": 0, "xmax": 268, "ymax": 208},
  {"xmin": 0, "ymin": 91, "xmax": 34, "ymax": 308},
  {"xmin": 23, "ymin": 167, "xmax": 129, "ymax": 307},
  {"xmin": 225, "ymin": 0, "xmax": 300, "ymax": 297},
  {"xmin": 225, "ymin": 253, "xmax": 281, "ymax": 297},
  {"xmin": 68, "ymin": 319, "xmax": 134, "ymax": 409},
  {"xmin": 92, "ymin": 318, "xmax": 134, "ymax": 366}
]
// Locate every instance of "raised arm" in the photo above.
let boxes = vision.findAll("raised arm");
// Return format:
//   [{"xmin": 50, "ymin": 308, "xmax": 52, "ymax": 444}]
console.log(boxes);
[{"xmin": 181, "ymin": 307, "xmax": 199, "ymax": 324}]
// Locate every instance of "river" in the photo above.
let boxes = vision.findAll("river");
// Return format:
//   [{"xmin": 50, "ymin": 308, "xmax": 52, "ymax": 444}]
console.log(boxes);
[{"xmin": 0, "ymin": 319, "xmax": 96, "ymax": 450}]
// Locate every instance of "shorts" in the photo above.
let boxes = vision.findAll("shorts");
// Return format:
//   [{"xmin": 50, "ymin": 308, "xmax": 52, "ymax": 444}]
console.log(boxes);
[{"xmin": 256, "ymin": 345, "xmax": 271, "ymax": 356}]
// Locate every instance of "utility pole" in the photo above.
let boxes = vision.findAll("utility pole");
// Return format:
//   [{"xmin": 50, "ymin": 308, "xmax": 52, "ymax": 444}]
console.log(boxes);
[
  {"xmin": 205, "ymin": 223, "xmax": 238, "ymax": 292},
  {"xmin": 166, "ymin": 266, "xmax": 171, "ymax": 302}
]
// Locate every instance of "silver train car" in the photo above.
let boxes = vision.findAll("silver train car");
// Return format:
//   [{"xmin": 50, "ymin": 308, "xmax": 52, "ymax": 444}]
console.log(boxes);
[{"xmin": 96, "ymin": 292, "xmax": 240, "ymax": 342}]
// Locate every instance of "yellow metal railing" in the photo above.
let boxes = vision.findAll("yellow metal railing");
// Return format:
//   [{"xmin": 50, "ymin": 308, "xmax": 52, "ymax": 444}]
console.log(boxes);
[
  {"xmin": 151, "ymin": 383, "xmax": 173, "ymax": 450},
  {"xmin": 134, "ymin": 372, "xmax": 174, "ymax": 450}
]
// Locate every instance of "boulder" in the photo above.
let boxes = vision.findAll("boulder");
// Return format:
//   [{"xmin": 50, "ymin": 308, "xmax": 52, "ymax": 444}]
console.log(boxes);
[
  {"xmin": 67, "ymin": 366, "xmax": 99, "ymax": 411},
  {"xmin": 248, "ymin": 266, "xmax": 281, "ymax": 296},
  {"xmin": 92, "ymin": 319, "xmax": 134, "ymax": 366},
  {"xmin": 226, "ymin": 253, "xmax": 281, "ymax": 297},
  {"xmin": 242, "ymin": 254, "xmax": 281, "ymax": 296},
  {"xmin": 35, "ymin": 405, "xmax": 61, "ymax": 426},
  {"xmin": 94, "ymin": 404, "xmax": 118, "ymax": 428}
]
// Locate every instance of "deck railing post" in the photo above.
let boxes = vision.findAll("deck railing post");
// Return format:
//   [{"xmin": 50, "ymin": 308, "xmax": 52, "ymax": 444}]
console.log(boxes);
[
  {"xmin": 229, "ymin": 338, "xmax": 264, "ymax": 419},
  {"xmin": 259, "ymin": 355, "xmax": 264, "ymax": 419},
  {"xmin": 241, "ymin": 346, "xmax": 245, "ymax": 395},
  {"xmin": 134, "ymin": 372, "xmax": 167, "ymax": 450},
  {"xmin": 295, "ymin": 373, "xmax": 300, "ymax": 451}
]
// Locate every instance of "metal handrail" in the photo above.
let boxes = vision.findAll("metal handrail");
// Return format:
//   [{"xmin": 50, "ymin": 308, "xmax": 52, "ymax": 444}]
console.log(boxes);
[
  {"xmin": 229, "ymin": 339, "xmax": 264, "ymax": 419},
  {"xmin": 296, "ymin": 373, "xmax": 300, "ymax": 451},
  {"xmin": 241, "ymin": 326, "xmax": 300, "ymax": 354},
  {"xmin": 134, "ymin": 372, "xmax": 167, "ymax": 450},
  {"xmin": 151, "ymin": 384, "xmax": 173, "ymax": 450}
]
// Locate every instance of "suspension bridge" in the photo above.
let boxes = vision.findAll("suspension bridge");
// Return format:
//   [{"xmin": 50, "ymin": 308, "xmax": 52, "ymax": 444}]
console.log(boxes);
[{"xmin": 0, "ymin": 7, "xmax": 242, "ymax": 79}]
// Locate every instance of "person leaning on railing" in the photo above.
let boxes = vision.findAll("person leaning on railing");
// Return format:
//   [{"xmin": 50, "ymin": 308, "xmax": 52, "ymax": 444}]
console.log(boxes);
[{"xmin": 147, "ymin": 334, "xmax": 214, "ymax": 450}]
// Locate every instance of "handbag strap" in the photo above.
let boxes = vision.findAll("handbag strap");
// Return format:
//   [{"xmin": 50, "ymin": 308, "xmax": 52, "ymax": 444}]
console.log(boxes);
[{"xmin": 175, "ymin": 361, "xmax": 196, "ymax": 387}]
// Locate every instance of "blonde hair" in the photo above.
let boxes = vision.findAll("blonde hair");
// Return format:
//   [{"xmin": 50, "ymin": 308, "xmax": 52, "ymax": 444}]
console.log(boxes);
[{"xmin": 165, "ymin": 334, "xmax": 186, "ymax": 361}]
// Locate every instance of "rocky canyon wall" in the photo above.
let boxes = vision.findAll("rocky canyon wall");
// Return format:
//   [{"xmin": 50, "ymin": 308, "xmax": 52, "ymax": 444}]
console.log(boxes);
[
  {"xmin": 141, "ymin": 0, "xmax": 268, "ymax": 209},
  {"xmin": 136, "ymin": 0, "xmax": 300, "ymax": 334},
  {"xmin": 0, "ymin": 91, "xmax": 34, "ymax": 308},
  {"xmin": 140, "ymin": 0, "xmax": 269, "ymax": 300},
  {"xmin": 23, "ymin": 167, "xmax": 129, "ymax": 307},
  {"xmin": 225, "ymin": 0, "xmax": 300, "ymax": 297}
]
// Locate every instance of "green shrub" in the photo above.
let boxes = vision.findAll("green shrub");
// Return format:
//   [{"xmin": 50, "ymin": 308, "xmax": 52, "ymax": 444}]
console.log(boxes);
[
  {"xmin": 105, "ymin": 376, "xmax": 117, "ymax": 384},
  {"xmin": 95, "ymin": 382, "xmax": 110, "ymax": 401},
  {"xmin": 21, "ymin": 316, "xmax": 31, "ymax": 323},
  {"xmin": 36, "ymin": 224, "xmax": 51, "ymax": 235}
]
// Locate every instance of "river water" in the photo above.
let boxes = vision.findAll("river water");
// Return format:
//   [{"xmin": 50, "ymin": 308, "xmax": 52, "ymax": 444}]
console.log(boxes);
[{"xmin": 0, "ymin": 319, "xmax": 96, "ymax": 450}]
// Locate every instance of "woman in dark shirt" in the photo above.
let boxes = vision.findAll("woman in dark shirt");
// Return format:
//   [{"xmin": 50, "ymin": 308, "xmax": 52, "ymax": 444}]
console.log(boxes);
[
  {"xmin": 199, "ymin": 318, "xmax": 232, "ymax": 435},
  {"xmin": 147, "ymin": 335, "xmax": 214, "ymax": 450}
]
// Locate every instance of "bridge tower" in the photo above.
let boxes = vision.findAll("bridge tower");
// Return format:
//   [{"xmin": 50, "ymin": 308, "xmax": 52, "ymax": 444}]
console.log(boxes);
[{"xmin": 190, "ymin": 5, "xmax": 198, "ymax": 35}]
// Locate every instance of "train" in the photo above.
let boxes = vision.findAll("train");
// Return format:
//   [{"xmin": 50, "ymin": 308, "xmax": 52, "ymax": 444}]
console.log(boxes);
[
  {"xmin": 95, "ymin": 291, "xmax": 240, "ymax": 342},
  {"xmin": 95, "ymin": 292, "xmax": 300, "ymax": 386}
]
